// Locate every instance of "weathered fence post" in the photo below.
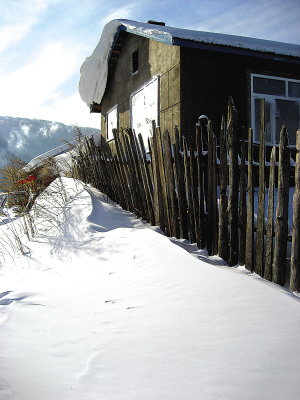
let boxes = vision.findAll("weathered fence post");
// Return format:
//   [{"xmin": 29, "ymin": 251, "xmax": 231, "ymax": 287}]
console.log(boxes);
[
  {"xmin": 227, "ymin": 97, "xmax": 239, "ymax": 266},
  {"xmin": 163, "ymin": 130, "xmax": 179, "ymax": 238},
  {"xmin": 151, "ymin": 125, "xmax": 165, "ymax": 232},
  {"xmin": 173, "ymin": 128, "xmax": 188, "ymax": 240},
  {"xmin": 290, "ymin": 129, "xmax": 300, "ymax": 292},
  {"xmin": 218, "ymin": 116, "xmax": 228, "ymax": 261},
  {"xmin": 154, "ymin": 126, "xmax": 171, "ymax": 236},
  {"xmin": 245, "ymin": 128, "xmax": 254, "ymax": 271},
  {"xmin": 239, "ymin": 126, "xmax": 247, "ymax": 265},
  {"xmin": 138, "ymin": 133, "xmax": 155, "ymax": 225},
  {"xmin": 273, "ymin": 127, "xmax": 290, "ymax": 286},
  {"xmin": 255, "ymin": 99, "xmax": 266, "ymax": 277},
  {"xmin": 183, "ymin": 136, "xmax": 196, "ymax": 243},
  {"xmin": 196, "ymin": 120, "xmax": 206, "ymax": 249},
  {"xmin": 265, "ymin": 146, "xmax": 276, "ymax": 281}
]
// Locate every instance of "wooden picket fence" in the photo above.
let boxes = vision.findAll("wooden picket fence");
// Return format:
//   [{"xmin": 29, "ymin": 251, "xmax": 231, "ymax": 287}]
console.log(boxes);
[{"xmin": 73, "ymin": 98, "xmax": 300, "ymax": 293}]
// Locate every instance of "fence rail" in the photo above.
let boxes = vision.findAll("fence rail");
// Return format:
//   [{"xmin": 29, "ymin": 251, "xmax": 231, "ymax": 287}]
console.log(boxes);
[{"xmin": 73, "ymin": 98, "xmax": 300, "ymax": 293}]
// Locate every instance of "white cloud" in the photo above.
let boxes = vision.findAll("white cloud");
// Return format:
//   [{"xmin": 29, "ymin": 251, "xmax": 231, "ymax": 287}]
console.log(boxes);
[
  {"xmin": 0, "ymin": 41, "xmax": 98, "ymax": 125},
  {"xmin": 0, "ymin": 0, "xmax": 50, "ymax": 55},
  {"xmin": 102, "ymin": 2, "xmax": 140, "ymax": 26},
  {"xmin": 195, "ymin": 0, "xmax": 300, "ymax": 43},
  {"xmin": 0, "ymin": 23, "xmax": 32, "ymax": 55}
]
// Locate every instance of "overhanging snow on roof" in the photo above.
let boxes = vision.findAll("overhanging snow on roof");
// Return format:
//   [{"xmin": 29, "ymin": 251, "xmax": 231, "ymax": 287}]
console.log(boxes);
[{"xmin": 78, "ymin": 19, "xmax": 300, "ymax": 109}]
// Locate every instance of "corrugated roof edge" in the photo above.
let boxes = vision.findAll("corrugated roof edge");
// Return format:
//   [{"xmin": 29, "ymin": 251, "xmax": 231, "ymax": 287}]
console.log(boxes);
[{"xmin": 119, "ymin": 19, "xmax": 300, "ymax": 58}]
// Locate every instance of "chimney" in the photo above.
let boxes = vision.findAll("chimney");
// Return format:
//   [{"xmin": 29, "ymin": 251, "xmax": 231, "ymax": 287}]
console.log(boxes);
[{"xmin": 146, "ymin": 20, "xmax": 165, "ymax": 26}]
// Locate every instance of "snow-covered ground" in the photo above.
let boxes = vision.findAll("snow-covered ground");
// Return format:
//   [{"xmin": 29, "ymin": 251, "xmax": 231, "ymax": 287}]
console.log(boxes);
[{"xmin": 0, "ymin": 178, "xmax": 299, "ymax": 400}]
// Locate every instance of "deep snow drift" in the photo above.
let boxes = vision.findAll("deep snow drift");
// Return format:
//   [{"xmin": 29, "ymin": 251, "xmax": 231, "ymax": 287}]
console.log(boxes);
[{"xmin": 0, "ymin": 178, "xmax": 299, "ymax": 400}]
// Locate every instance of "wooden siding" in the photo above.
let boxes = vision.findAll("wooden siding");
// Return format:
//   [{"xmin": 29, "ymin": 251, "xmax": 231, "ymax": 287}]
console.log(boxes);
[{"xmin": 101, "ymin": 33, "xmax": 180, "ymax": 141}]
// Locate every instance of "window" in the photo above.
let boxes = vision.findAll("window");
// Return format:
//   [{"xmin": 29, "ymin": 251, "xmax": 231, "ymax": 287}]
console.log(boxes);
[
  {"xmin": 130, "ymin": 77, "xmax": 159, "ymax": 148},
  {"xmin": 132, "ymin": 49, "xmax": 139, "ymax": 74},
  {"xmin": 106, "ymin": 105, "xmax": 118, "ymax": 141},
  {"xmin": 251, "ymin": 74, "xmax": 300, "ymax": 146}
]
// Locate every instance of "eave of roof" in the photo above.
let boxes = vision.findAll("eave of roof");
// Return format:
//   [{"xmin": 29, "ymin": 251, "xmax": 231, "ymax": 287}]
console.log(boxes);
[{"xmin": 79, "ymin": 19, "xmax": 300, "ymax": 110}]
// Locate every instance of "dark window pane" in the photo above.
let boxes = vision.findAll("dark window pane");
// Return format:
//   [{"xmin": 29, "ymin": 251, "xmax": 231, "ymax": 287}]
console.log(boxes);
[
  {"xmin": 275, "ymin": 99, "xmax": 299, "ymax": 145},
  {"xmin": 253, "ymin": 76, "xmax": 285, "ymax": 96},
  {"xmin": 288, "ymin": 81, "xmax": 300, "ymax": 98},
  {"xmin": 254, "ymin": 99, "xmax": 272, "ymax": 143},
  {"xmin": 132, "ymin": 49, "xmax": 139, "ymax": 74}
]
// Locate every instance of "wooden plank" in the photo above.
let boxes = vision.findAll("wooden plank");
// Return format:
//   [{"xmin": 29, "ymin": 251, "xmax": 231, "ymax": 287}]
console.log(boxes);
[
  {"xmin": 126, "ymin": 128, "xmax": 148, "ymax": 219},
  {"xmin": 151, "ymin": 126, "xmax": 165, "ymax": 232},
  {"xmin": 124, "ymin": 133, "xmax": 142, "ymax": 217},
  {"xmin": 112, "ymin": 155, "xmax": 124, "ymax": 206},
  {"xmin": 239, "ymin": 126, "xmax": 247, "ymax": 265},
  {"xmin": 255, "ymin": 99, "xmax": 266, "ymax": 277},
  {"xmin": 163, "ymin": 130, "xmax": 179, "ymax": 238},
  {"xmin": 206, "ymin": 124, "xmax": 213, "ymax": 255},
  {"xmin": 118, "ymin": 131, "xmax": 135, "ymax": 212},
  {"xmin": 212, "ymin": 130, "xmax": 218, "ymax": 255},
  {"xmin": 273, "ymin": 127, "xmax": 290, "ymax": 286},
  {"xmin": 189, "ymin": 138, "xmax": 199, "ymax": 245},
  {"xmin": 112, "ymin": 129, "xmax": 130, "ymax": 210},
  {"xmin": 265, "ymin": 146, "xmax": 276, "ymax": 281},
  {"xmin": 196, "ymin": 120, "xmax": 206, "ymax": 249},
  {"xmin": 227, "ymin": 97, "xmax": 239, "ymax": 267},
  {"xmin": 173, "ymin": 129, "xmax": 188, "ymax": 240},
  {"xmin": 138, "ymin": 133, "xmax": 155, "ymax": 225},
  {"xmin": 290, "ymin": 129, "xmax": 300, "ymax": 292},
  {"xmin": 218, "ymin": 116, "xmax": 228, "ymax": 262},
  {"xmin": 90, "ymin": 137, "xmax": 105, "ymax": 192},
  {"xmin": 245, "ymin": 128, "xmax": 254, "ymax": 271},
  {"xmin": 183, "ymin": 136, "xmax": 196, "ymax": 243},
  {"xmin": 154, "ymin": 126, "xmax": 171, "ymax": 236},
  {"xmin": 127, "ymin": 129, "xmax": 147, "ymax": 217}
]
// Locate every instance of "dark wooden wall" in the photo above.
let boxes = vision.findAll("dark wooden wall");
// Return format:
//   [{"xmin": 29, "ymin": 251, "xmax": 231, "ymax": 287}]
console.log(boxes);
[{"xmin": 180, "ymin": 46, "xmax": 300, "ymax": 142}]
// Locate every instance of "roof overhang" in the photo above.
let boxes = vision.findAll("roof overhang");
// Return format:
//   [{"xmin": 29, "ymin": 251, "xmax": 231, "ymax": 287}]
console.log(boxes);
[{"xmin": 79, "ymin": 19, "xmax": 300, "ymax": 110}]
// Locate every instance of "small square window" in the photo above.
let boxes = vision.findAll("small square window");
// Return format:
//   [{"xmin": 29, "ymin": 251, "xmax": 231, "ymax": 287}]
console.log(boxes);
[{"xmin": 132, "ymin": 49, "xmax": 139, "ymax": 74}]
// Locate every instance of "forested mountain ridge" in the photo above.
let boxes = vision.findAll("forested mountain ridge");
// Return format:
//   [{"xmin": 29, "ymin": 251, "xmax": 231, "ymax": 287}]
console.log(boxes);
[{"xmin": 0, "ymin": 116, "xmax": 100, "ymax": 168}]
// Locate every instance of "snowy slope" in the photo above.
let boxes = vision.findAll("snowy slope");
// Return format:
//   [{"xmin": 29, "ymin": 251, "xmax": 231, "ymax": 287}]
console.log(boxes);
[{"xmin": 0, "ymin": 178, "xmax": 299, "ymax": 400}]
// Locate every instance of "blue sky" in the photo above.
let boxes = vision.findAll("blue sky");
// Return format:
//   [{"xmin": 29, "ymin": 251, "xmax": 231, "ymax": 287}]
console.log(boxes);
[{"xmin": 1, "ymin": 0, "xmax": 300, "ymax": 129}]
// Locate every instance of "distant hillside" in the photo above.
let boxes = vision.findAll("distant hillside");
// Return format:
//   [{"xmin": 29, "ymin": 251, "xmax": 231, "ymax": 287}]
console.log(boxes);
[{"xmin": 0, "ymin": 116, "xmax": 100, "ymax": 168}]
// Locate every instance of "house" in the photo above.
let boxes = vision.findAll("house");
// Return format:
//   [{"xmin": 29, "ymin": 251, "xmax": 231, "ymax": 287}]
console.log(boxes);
[{"xmin": 79, "ymin": 19, "xmax": 300, "ymax": 149}]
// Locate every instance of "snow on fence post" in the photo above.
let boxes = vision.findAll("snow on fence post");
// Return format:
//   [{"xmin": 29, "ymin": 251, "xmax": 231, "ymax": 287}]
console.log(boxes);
[
  {"xmin": 290, "ymin": 129, "xmax": 300, "ymax": 292},
  {"xmin": 255, "ymin": 98, "xmax": 266, "ymax": 277},
  {"xmin": 273, "ymin": 127, "xmax": 290, "ymax": 287},
  {"xmin": 218, "ymin": 116, "xmax": 228, "ymax": 262},
  {"xmin": 227, "ymin": 97, "xmax": 239, "ymax": 267},
  {"xmin": 239, "ymin": 126, "xmax": 247, "ymax": 266}
]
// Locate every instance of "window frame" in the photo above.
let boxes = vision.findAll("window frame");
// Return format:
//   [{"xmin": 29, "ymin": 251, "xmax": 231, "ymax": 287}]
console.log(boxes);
[
  {"xmin": 251, "ymin": 73, "xmax": 300, "ymax": 147},
  {"xmin": 106, "ymin": 104, "xmax": 118, "ymax": 141},
  {"xmin": 130, "ymin": 76, "xmax": 159, "ymax": 148}
]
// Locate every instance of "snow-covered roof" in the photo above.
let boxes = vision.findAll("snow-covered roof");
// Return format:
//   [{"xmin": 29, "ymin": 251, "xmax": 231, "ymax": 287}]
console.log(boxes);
[
  {"xmin": 25, "ymin": 132, "xmax": 102, "ymax": 171},
  {"xmin": 78, "ymin": 19, "xmax": 300, "ymax": 109}
]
